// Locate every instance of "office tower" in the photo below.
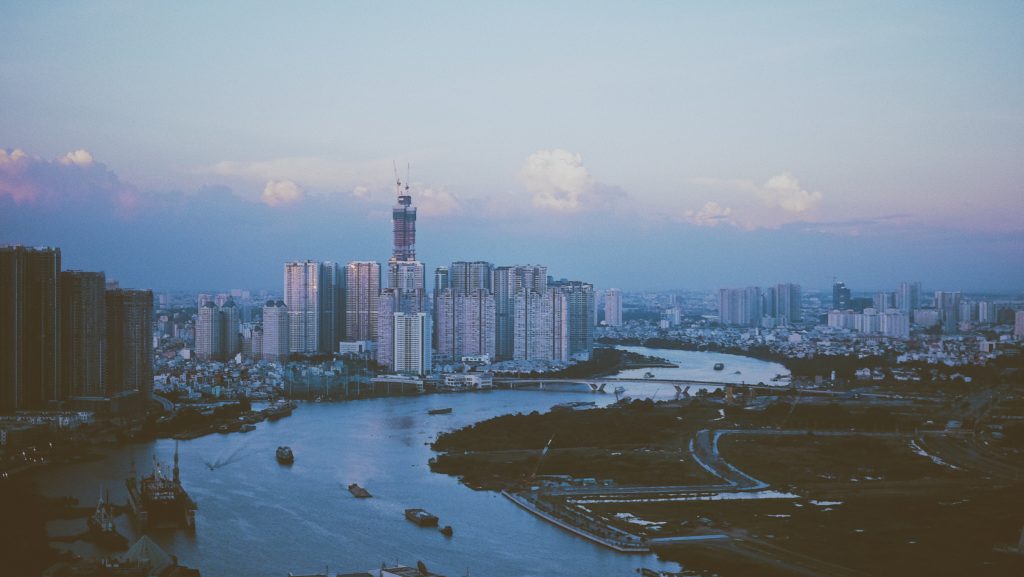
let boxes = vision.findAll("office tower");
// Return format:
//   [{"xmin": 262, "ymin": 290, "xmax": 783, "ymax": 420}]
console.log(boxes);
[
  {"xmin": 434, "ymin": 288, "xmax": 496, "ymax": 362},
  {"xmin": 449, "ymin": 261, "xmax": 494, "ymax": 295},
  {"xmin": 604, "ymin": 288, "xmax": 622, "ymax": 327},
  {"xmin": 195, "ymin": 302, "xmax": 223, "ymax": 360},
  {"xmin": 60, "ymin": 271, "xmax": 107, "ymax": 398},
  {"xmin": 106, "ymin": 289, "xmax": 153, "ymax": 399},
  {"xmin": 934, "ymin": 291, "xmax": 961, "ymax": 333},
  {"xmin": 775, "ymin": 283, "xmax": 802, "ymax": 324},
  {"xmin": 832, "ymin": 280, "xmax": 851, "ymax": 310},
  {"xmin": 551, "ymin": 280, "xmax": 595, "ymax": 360},
  {"xmin": 262, "ymin": 300, "xmax": 290, "ymax": 363},
  {"xmin": 284, "ymin": 261, "xmax": 321, "ymax": 354},
  {"xmin": 393, "ymin": 312, "xmax": 431, "ymax": 376},
  {"xmin": 514, "ymin": 288, "xmax": 553, "ymax": 361},
  {"xmin": 346, "ymin": 261, "xmax": 381, "ymax": 341},
  {"xmin": 897, "ymin": 281, "xmax": 921, "ymax": 313},
  {"xmin": 319, "ymin": 261, "xmax": 344, "ymax": 355},
  {"xmin": 220, "ymin": 298, "xmax": 241, "ymax": 358},
  {"xmin": 718, "ymin": 287, "xmax": 762, "ymax": 327},
  {"xmin": 0, "ymin": 246, "xmax": 61, "ymax": 412},
  {"xmin": 493, "ymin": 265, "xmax": 548, "ymax": 361}
]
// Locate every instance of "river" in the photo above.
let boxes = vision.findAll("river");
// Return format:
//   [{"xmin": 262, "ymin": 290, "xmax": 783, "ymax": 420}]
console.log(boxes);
[{"xmin": 33, "ymin": 347, "xmax": 788, "ymax": 577}]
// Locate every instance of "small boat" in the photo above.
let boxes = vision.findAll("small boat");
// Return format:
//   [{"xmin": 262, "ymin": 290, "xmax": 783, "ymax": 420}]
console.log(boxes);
[
  {"xmin": 276, "ymin": 446, "xmax": 294, "ymax": 465},
  {"xmin": 643, "ymin": 372, "xmax": 655, "ymax": 379},
  {"xmin": 239, "ymin": 424, "xmax": 256, "ymax": 433},
  {"xmin": 713, "ymin": 363, "xmax": 725, "ymax": 371},
  {"xmin": 405, "ymin": 508, "xmax": 439, "ymax": 527},
  {"xmin": 439, "ymin": 525, "xmax": 453, "ymax": 537},
  {"xmin": 348, "ymin": 483, "xmax": 371, "ymax": 498},
  {"xmin": 427, "ymin": 407, "xmax": 453, "ymax": 415}
]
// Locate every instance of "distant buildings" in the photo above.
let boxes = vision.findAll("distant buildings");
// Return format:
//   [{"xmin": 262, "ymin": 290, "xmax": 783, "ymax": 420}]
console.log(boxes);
[
  {"xmin": 261, "ymin": 300, "xmax": 289, "ymax": 363},
  {"xmin": 284, "ymin": 261, "xmax": 322, "ymax": 354},
  {"xmin": 195, "ymin": 298, "xmax": 240, "ymax": 361},
  {"xmin": 604, "ymin": 288, "xmax": 622, "ymax": 327}
]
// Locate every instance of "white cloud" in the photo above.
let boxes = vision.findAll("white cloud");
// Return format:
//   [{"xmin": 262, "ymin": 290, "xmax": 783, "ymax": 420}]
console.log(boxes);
[
  {"xmin": 260, "ymin": 180, "xmax": 304, "ymax": 207},
  {"xmin": 759, "ymin": 172, "xmax": 822, "ymax": 212},
  {"xmin": 518, "ymin": 149, "xmax": 624, "ymax": 213},
  {"xmin": 687, "ymin": 171, "xmax": 824, "ymax": 228},
  {"xmin": 683, "ymin": 201, "xmax": 734, "ymax": 227},
  {"xmin": 58, "ymin": 149, "xmax": 94, "ymax": 166},
  {"xmin": 416, "ymin": 185, "xmax": 462, "ymax": 217}
]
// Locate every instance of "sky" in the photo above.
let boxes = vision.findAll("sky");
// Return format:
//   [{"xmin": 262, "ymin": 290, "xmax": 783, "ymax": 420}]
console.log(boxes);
[{"xmin": 1, "ymin": 1, "xmax": 1022, "ymax": 293}]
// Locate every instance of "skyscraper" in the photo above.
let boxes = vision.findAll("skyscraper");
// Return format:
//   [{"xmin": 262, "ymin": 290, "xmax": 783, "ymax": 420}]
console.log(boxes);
[
  {"xmin": 434, "ymin": 288, "xmax": 496, "ymax": 362},
  {"xmin": 935, "ymin": 291, "xmax": 961, "ymax": 333},
  {"xmin": 0, "ymin": 246, "xmax": 61, "ymax": 412},
  {"xmin": 832, "ymin": 280, "xmax": 851, "ymax": 310},
  {"xmin": 393, "ymin": 312, "xmax": 431, "ymax": 376},
  {"xmin": 262, "ymin": 300, "xmax": 290, "ymax": 363},
  {"xmin": 346, "ymin": 261, "xmax": 381, "ymax": 342},
  {"xmin": 60, "ymin": 271, "xmax": 107, "ymax": 398},
  {"xmin": 220, "ymin": 298, "xmax": 241, "ymax": 358},
  {"xmin": 105, "ymin": 289, "xmax": 153, "ymax": 400},
  {"xmin": 897, "ymin": 281, "xmax": 921, "ymax": 313},
  {"xmin": 514, "ymin": 287, "xmax": 553, "ymax": 361},
  {"xmin": 195, "ymin": 302, "xmax": 223, "ymax": 360},
  {"xmin": 284, "ymin": 261, "xmax": 321, "ymax": 354},
  {"xmin": 494, "ymin": 265, "xmax": 547, "ymax": 361},
  {"xmin": 319, "ymin": 261, "xmax": 344, "ymax": 355},
  {"xmin": 392, "ymin": 182, "xmax": 417, "ymax": 262},
  {"xmin": 604, "ymin": 288, "xmax": 622, "ymax": 327},
  {"xmin": 449, "ymin": 261, "xmax": 493, "ymax": 295},
  {"xmin": 551, "ymin": 280, "xmax": 595, "ymax": 360},
  {"xmin": 719, "ymin": 287, "xmax": 763, "ymax": 327},
  {"xmin": 775, "ymin": 283, "xmax": 802, "ymax": 324}
]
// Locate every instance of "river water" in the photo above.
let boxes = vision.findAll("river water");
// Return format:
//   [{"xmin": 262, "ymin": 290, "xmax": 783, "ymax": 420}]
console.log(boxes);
[{"xmin": 33, "ymin": 347, "xmax": 788, "ymax": 577}]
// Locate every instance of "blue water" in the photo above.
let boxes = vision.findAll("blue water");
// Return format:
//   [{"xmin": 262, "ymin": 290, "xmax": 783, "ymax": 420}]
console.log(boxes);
[{"xmin": 33, "ymin": 347, "xmax": 787, "ymax": 576}]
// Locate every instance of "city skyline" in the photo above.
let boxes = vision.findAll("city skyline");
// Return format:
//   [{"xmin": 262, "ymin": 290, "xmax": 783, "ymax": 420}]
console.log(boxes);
[{"xmin": 2, "ymin": 3, "xmax": 1023, "ymax": 293}]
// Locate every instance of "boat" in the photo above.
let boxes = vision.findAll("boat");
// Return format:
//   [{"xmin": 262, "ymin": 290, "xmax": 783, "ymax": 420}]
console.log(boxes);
[
  {"xmin": 643, "ymin": 372, "xmax": 655, "ymax": 379},
  {"xmin": 239, "ymin": 424, "xmax": 256, "ymax": 433},
  {"xmin": 404, "ymin": 508, "xmax": 439, "ymax": 527},
  {"xmin": 125, "ymin": 443, "xmax": 197, "ymax": 531},
  {"xmin": 276, "ymin": 446, "xmax": 294, "ymax": 465},
  {"xmin": 265, "ymin": 401, "xmax": 296, "ymax": 421},
  {"xmin": 348, "ymin": 483, "xmax": 371, "ymax": 498},
  {"xmin": 86, "ymin": 488, "xmax": 128, "ymax": 548},
  {"xmin": 439, "ymin": 525, "xmax": 453, "ymax": 537},
  {"xmin": 713, "ymin": 363, "xmax": 725, "ymax": 371},
  {"xmin": 427, "ymin": 407, "xmax": 453, "ymax": 415}
]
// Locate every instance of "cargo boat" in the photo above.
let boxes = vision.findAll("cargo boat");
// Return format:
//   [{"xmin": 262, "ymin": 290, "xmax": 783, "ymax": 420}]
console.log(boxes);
[
  {"xmin": 276, "ymin": 446, "xmax": 294, "ymax": 464},
  {"xmin": 125, "ymin": 443, "xmax": 196, "ymax": 531},
  {"xmin": 348, "ymin": 483, "xmax": 372, "ymax": 498},
  {"xmin": 405, "ymin": 508, "xmax": 439, "ymax": 527},
  {"xmin": 87, "ymin": 488, "xmax": 128, "ymax": 549}
]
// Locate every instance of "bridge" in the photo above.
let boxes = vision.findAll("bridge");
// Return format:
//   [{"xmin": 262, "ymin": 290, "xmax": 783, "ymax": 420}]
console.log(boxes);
[{"xmin": 494, "ymin": 376, "xmax": 793, "ymax": 396}]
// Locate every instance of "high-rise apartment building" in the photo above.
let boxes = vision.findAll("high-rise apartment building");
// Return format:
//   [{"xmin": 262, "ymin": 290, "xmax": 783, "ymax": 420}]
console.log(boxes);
[
  {"xmin": 434, "ymin": 288, "xmax": 496, "ymax": 362},
  {"xmin": 897, "ymin": 281, "xmax": 921, "ymax": 313},
  {"xmin": 60, "ymin": 271, "xmax": 106, "ymax": 398},
  {"xmin": 774, "ymin": 284, "xmax": 801, "ymax": 324},
  {"xmin": 262, "ymin": 300, "xmax": 290, "ymax": 363},
  {"xmin": 604, "ymin": 288, "xmax": 622, "ymax": 327},
  {"xmin": 935, "ymin": 291, "xmax": 961, "ymax": 333},
  {"xmin": 0, "ymin": 246, "xmax": 61, "ymax": 412},
  {"xmin": 551, "ymin": 280, "xmax": 594, "ymax": 360},
  {"xmin": 220, "ymin": 299, "xmax": 241, "ymax": 358},
  {"xmin": 449, "ymin": 261, "xmax": 493, "ymax": 295},
  {"xmin": 1015, "ymin": 310, "xmax": 1024, "ymax": 340},
  {"xmin": 494, "ymin": 265, "xmax": 547, "ymax": 361},
  {"xmin": 284, "ymin": 261, "xmax": 321, "ymax": 354},
  {"xmin": 393, "ymin": 312, "xmax": 431, "ymax": 376},
  {"xmin": 195, "ymin": 302, "xmax": 223, "ymax": 360},
  {"xmin": 719, "ymin": 287, "xmax": 762, "ymax": 327},
  {"xmin": 105, "ymin": 289, "xmax": 153, "ymax": 400},
  {"xmin": 346, "ymin": 261, "xmax": 381, "ymax": 342},
  {"xmin": 513, "ymin": 288, "xmax": 554, "ymax": 361}
]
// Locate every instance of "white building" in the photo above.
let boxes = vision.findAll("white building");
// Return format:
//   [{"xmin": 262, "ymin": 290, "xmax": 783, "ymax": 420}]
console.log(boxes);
[
  {"xmin": 284, "ymin": 261, "xmax": 320, "ymax": 354},
  {"xmin": 262, "ymin": 300, "xmax": 289, "ymax": 363},
  {"xmin": 442, "ymin": 373, "xmax": 494, "ymax": 389},
  {"xmin": 393, "ymin": 312, "xmax": 431, "ymax": 376},
  {"xmin": 604, "ymin": 288, "xmax": 622, "ymax": 327}
]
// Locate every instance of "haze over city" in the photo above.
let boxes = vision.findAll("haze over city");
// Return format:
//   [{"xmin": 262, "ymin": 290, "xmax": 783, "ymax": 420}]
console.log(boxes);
[{"xmin": 2, "ymin": 2, "xmax": 1022, "ymax": 292}]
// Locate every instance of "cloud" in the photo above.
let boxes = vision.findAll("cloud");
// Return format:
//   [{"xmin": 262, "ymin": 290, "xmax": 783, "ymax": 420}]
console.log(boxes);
[
  {"xmin": 0, "ymin": 148, "xmax": 138, "ymax": 213},
  {"xmin": 683, "ymin": 201, "xmax": 734, "ymax": 227},
  {"xmin": 759, "ymin": 172, "xmax": 821, "ymax": 212},
  {"xmin": 687, "ymin": 171, "xmax": 823, "ymax": 228},
  {"xmin": 416, "ymin": 185, "xmax": 462, "ymax": 217},
  {"xmin": 519, "ymin": 149, "xmax": 624, "ymax": 213},
  {"xmin": 260, "ymin": 180, "xmax": 304, "ymax": 207}
]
